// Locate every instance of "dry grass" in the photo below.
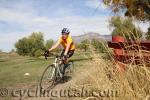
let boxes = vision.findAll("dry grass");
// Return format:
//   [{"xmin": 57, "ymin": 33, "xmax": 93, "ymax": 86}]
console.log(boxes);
[{"xmin": 72, "ymin": 39, "xmax": 150, "ymax": 100}]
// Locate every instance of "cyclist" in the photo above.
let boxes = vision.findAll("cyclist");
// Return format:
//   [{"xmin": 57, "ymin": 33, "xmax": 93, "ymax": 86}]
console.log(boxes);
[{"xmin": 48, "ymin": 28, "xmax": 75, "ymax": 76}]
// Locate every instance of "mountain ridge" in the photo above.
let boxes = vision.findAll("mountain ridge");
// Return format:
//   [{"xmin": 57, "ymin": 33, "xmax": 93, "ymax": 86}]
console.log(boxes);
[{"xmin": 72, "ymin": 32, "xmax": 111, "ymax": 43}]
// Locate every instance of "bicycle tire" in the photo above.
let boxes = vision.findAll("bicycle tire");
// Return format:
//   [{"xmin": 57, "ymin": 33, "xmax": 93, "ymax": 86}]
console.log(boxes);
[
  {"xmin": 66, "ymin": 61, "xmax": 74, "ymax": 74},
  {"xmin": 39, "ymin": 64, "xmax": 56, "ymax": 89}
]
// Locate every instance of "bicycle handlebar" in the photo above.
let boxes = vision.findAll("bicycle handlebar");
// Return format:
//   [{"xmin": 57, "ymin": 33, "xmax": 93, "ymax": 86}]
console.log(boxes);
[{"xmin": 44, "ymin": 50, "xmax": 60, "ymax": 60}]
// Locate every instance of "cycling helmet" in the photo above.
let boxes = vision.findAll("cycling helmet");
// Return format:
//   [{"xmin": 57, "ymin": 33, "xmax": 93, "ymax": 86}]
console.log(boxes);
[{"xmin": 61, "ymin": 28, "xmax": 70, "ymax": 34}]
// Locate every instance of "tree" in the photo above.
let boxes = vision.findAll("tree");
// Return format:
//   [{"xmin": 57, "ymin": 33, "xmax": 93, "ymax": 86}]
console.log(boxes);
[
  {"xmin": 78, "ymin": 39, "xmax": 90, "ymax": 52},
  {"xmin": 91, "ymin": 39, "xmax": 106, "ymax": 52},
  {"xmin": 103, "ymin": 0, "xmax": 150, "ymax": 21},
  {"xmin": 34, "ymin": 49, "xmax": 43, "ymax": 58},
  {"xmin": 28, "ymin": 32, "xmax": 45, "ymax": 56},
  {"xmin": 109, "ymin": 16, "xmax": 142, "ymax": 41},
  {"xmin": 15, "ymin": 32, "xmax": 45, "ymax": 57},
  {"xmin": 15, "ymin": 37, "xmax": 30, "ymax": 56},
  {"xmin": 45, "ymin": 39, "xmax": 54, "ymax": 50},
  {"xmin": 146, "ymin": 27, "xmax": 150, "ymax": 40}
]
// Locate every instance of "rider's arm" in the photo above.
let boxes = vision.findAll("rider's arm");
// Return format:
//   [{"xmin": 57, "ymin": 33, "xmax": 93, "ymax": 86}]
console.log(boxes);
[{"xmin": 49, "ymin": 40, "xmax": 60, "ymax": 52}]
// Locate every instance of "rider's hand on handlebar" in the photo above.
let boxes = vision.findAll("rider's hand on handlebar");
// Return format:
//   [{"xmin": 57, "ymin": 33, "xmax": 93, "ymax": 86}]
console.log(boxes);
[
  {"xmin": 62, "ymin": 55, "xmax": 67, "ymax": 61},
  {"xmin": 44, "ymin": 50, "xmax": 50, "ymax": 59}
]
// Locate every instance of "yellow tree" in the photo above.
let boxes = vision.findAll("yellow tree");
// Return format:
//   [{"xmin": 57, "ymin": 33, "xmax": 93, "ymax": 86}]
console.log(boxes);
[{"xmin": 103, "ymin": 0, "xmax": 150, "ymax": 21}]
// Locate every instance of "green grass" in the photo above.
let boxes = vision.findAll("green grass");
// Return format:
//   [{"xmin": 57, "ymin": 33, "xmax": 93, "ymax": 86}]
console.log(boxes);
[{"xmin": 0, "ymin": 52, "xmax": 91, "ymax": 88}]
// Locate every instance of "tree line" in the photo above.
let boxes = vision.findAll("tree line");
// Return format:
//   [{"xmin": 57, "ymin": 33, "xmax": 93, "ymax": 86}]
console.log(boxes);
[
  {"xmin": 15, "ymin": 32, "xmax": 54, "ymax": 57},
  {"xmin": 15, "ymin": 32, "xmax": 106, "ymax": 57}
]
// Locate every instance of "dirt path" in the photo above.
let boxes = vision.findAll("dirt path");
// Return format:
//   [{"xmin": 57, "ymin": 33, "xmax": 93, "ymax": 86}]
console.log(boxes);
[
  {"xmin": 9, "ymin": 57, "xmax": 112, "ymax": 100},
  {"xmin": 15, "ymin": 61, "xmax": 100, "ymax": 100}
]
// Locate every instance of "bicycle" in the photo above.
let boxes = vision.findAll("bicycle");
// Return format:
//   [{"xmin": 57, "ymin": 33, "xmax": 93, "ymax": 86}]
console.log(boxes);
[{"xmin": 39, "ymin": 51, "xmax": 74, "ymax": 89}]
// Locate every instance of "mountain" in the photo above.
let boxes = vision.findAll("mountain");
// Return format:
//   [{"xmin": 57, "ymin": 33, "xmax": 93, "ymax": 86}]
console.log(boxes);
[
  {"xmin": 72, "ymin": 32, "xmax": 111, "ymax": 44},
  {"xmin": 99, "ymin": 34, "xmax": 112, "ymax": 41}
]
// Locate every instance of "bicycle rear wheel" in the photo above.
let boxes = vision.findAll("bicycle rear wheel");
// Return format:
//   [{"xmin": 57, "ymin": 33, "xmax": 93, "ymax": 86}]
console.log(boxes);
[
  {"xmin": 66, "ymin": 61, "xmax": 74, "ymax": 74},
  {"xmin": 39, "ymin": 64, "xmax": 56, "ymax": 89}
]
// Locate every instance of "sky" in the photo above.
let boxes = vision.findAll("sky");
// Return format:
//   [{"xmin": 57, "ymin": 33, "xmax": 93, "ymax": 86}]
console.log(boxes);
[{"xmin": 0, "ymin": 0, "xmax": 149, "ymax": 52}]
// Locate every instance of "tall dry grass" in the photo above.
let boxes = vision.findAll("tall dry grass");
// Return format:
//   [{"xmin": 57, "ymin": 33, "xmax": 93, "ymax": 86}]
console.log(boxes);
[{"xmin": 74, "ymin": 36, "xmax": 150, "ymax": 100}]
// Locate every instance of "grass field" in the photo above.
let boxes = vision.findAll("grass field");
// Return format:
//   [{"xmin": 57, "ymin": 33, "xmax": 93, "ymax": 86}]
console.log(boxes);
[
  {"xmin": 0, "ymin": 51, "xmax": 91, "ymax": 88},
  {"xmin": 0, "ymin": 51, "xmax": 150, "ymax": 100}
]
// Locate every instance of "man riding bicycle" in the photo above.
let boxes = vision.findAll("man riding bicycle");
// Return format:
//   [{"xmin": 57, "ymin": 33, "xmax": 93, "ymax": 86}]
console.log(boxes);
[{"xmin": 48, "ymin": 28, "xmax": 75, "ymax": 76}]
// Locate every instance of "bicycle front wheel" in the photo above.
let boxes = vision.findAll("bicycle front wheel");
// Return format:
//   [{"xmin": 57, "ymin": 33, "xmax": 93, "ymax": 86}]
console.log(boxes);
[{"xmin": 39, "ymin": 64, "xmax": 56, "ymax": 89}]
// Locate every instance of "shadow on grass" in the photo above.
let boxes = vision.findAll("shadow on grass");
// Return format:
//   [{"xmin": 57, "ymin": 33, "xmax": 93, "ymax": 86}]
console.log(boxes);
[
  {"xmin": 0, "ymin": 60, "xmax": 6, "ymax": 62},
  {"xmin": 24, "ymin": 60, "xmax": 37, "ymax": 63},
  {"xmin": 61, "ymin": 75, "xmax": 72, "ymax": 83},
  {"xmin": 69, "ymin": 57, "xmax": 92, "ymax": 62},
  {"xmin": 0, "ymin": 58, "xmax": 9, "ymax": 62},
  {"xmin": 47, "ymin": 75, "xmax": 72, "ymax": 90}
]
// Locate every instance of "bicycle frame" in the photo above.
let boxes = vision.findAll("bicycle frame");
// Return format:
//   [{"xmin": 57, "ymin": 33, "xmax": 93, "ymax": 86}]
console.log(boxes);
[
  {"xmin": 44, "ymin": 52, "xmax": 70, "ymax": 79},
  {"xmin": 52, "ymin": 56, "xmax": 63, "ymax": 78},
  {"xmin": 40, "ymin": 51, "xmax": 74, "ymax": 89}
]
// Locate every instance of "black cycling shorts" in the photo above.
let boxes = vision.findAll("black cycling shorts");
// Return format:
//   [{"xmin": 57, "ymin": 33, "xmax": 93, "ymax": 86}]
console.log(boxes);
[{"xmin": 60, "ymin": 49, "xmax": 75, "ymax": 58}]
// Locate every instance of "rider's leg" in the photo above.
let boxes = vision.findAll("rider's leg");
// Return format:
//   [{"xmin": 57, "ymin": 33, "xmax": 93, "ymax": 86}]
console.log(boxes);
[
  {"xmin": 62, "ymin": 50, "xmax": 74, "ymax": 76},
  {"xmin": 62, "ymin": 57, "xmax": 68, "ymax": 76}
]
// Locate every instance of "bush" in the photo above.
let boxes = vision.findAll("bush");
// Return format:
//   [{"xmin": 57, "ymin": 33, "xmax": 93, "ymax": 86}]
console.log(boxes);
[
  {"xmin": 45, "ymin": 39, "xmax": 54, "ymax": 50},
  {"xmin": 91, "ymin": 39, "xmax": 106, "ymax": 53},
  {"xmin": 15, "ymin": 32, "xmax": 45, "ymax": 57},
  {"xmin": 77, "ymin": 39, "xmax": 90, "ymax": 52},
  {"xmin": 109, "ymin": 16, "xmax": 142, "ymax": 41},
  {"xmin": 34, "ymin": 49, "xmax": 43, "ymax": 58},
  {"xmin": 146, "ymin": 27, "xmax": 150, "ymax": 40}
]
